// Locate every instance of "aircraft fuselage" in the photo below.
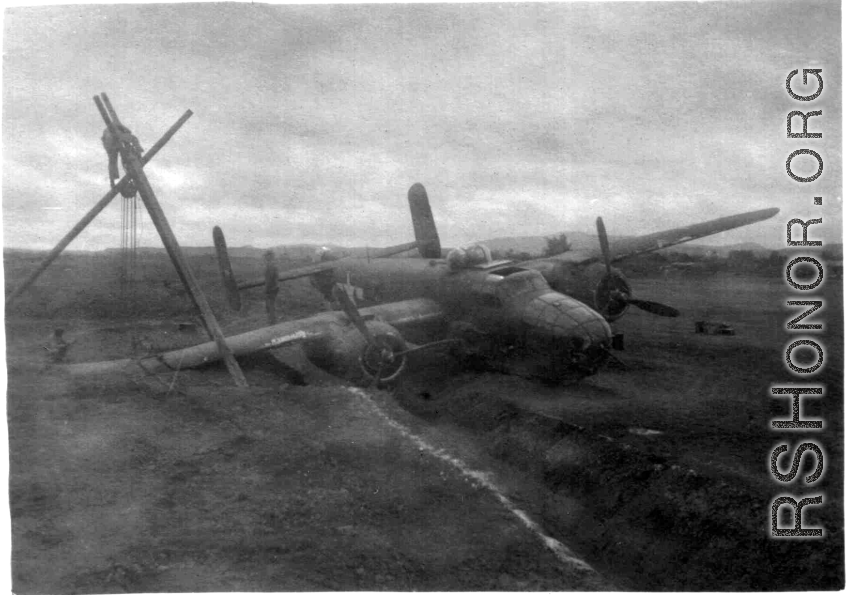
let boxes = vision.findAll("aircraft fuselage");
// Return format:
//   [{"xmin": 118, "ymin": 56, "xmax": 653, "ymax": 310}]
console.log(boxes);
[{"xmin": 311, "ymin": 257, "xmax": 613, "ymax": 380}]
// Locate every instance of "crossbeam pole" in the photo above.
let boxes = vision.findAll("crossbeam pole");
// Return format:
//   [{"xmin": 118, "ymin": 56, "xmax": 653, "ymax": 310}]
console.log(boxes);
[
  {"xmin": 94, "ymin": 94, "xmax": 247, "ymax": 387},
  {"xmin": 5, "ymin": 110, "xmax": 194, "ymax": 307}
]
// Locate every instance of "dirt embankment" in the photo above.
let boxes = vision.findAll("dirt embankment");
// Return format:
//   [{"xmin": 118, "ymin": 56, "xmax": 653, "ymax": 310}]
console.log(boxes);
[{"xmin": 392, "ymin": 375, "xmax": 843, "ymax": 591}]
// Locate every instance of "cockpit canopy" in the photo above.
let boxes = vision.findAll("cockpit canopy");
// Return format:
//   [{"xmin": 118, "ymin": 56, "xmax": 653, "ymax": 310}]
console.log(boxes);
[
  {"xmin": 446, "ymin": 243, "xmax": 494, "ymax": 270},
  {"xmin": 493, "ymin": 269, "xmax": 550, "ymax": 300}
]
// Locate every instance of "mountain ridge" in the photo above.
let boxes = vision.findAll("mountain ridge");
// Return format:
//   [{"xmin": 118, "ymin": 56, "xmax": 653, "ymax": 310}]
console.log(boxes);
[{"xmin": 6, "ymin": 237, "xmax": 840, "ymax": 260}]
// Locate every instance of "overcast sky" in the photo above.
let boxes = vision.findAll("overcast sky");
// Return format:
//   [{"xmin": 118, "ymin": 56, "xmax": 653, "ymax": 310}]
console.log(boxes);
[{"xmin": 2, "ymin": 2, "xmax": 842, "ymax": 251}]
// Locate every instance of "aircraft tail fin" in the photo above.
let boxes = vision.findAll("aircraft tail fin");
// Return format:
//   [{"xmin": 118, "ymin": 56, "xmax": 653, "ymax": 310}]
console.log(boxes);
[
  {"xmin": 213, "ymin": 226, "xmax": 242, "ymax": 311},
  {"xmin": 408, "ymin": 183, "xmax": 442, "ymax": 258}
]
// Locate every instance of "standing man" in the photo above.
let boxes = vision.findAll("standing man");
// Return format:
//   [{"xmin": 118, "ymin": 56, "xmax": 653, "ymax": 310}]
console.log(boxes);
[{"xmin": 264, "ymin": 250, "xmax": 279, "ymax": 325}]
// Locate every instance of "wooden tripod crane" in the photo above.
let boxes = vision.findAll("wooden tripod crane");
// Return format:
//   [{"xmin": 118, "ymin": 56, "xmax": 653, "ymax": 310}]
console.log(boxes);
[{"xmin": 7, "ymin": 93, "xmax": 247, "ymax": 387}]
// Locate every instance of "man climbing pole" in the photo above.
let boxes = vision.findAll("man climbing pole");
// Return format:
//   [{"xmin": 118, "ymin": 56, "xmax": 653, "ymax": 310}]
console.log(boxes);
[
  {"xmin": 101, "ymin": 123, "xmax": 142, "ymax": 198},
  {"xmin": 264, "ymin": 250, "xmax": 279, "ymax": 325}
]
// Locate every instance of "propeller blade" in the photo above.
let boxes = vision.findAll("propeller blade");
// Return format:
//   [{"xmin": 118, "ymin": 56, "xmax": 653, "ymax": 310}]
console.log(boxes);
[
  {"xmin": 627, "ymin": 298, "xmax": 680, "ymax": 318},
  {"xmin": 594, "ymin": 217, "xmax": 680, "ymax": 319},
  {"xmin": 596, "ymin": 216, "xmax": 612, "ymax": 275},
  {"xmin": 213, "ymin": 226, "xmax": 242, "ymax": 311},
  {"xmin": 333, "ymin": 284, "xmax": 374, "ymax": 344},
  {"xmin": 369, "ymin": 358, "xmax": 386, "ymax": 389},
  {"xmin": 264, "ymin": 251, "xmax": 279, "ymax": 324},
  {"xmin": 396, "ymin": 338, "xmax": 462, "ymax": 357}
]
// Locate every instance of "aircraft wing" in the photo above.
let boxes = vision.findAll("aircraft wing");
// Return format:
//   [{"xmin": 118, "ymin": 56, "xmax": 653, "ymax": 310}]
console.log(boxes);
[
  {"xmin": 65, "ymin": 298, "xmax": 445, "ymax": 376},
  {"xmin": 522, "ymin": 207, "xmax": 780, "ymax": 267},
  {"xmin": 238, "ymin": 261, "xmax": 335, "ymax": 289},
  {"xmin": 236, "ymin": 239, "xmax": 427, "ymax": 290},
  {"xmin": 607, "ymin": 207, "xmax": 780, "ymax": 263}
]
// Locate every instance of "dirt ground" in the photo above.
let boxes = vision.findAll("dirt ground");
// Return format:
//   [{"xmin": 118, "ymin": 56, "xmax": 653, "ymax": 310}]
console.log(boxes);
[
  {"xmin": 5, "ymin": 251, "xmax": 844, "ymax": 591},
  {"xmin": 7, "ymin": 361, "xmax": 609, "ymax": 592}
]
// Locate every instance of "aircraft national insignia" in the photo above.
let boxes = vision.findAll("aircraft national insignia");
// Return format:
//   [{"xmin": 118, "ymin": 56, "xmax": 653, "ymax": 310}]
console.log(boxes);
[{"xmin": 267, "ymin": 330, "xmax": 310, "ymax": 347}]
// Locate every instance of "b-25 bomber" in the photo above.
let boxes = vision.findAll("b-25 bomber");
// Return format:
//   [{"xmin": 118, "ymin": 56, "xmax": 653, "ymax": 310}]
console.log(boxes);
[
  {"xmin": 71, "ymin": 183, "xmax": 778, "ymax": 386},
  {"xmin": 74, "ymin": 211, "xmax": 615, "ymax": 384}
]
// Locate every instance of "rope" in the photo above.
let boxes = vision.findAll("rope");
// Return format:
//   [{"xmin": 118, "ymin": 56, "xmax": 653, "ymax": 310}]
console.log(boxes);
[
  {"xmin": 132, "ymin": 356, "xmax": 188, "ymax": 397},
  {"xmin": 118, "ymin": 194, "xmax": 138, "ymax": 302},
  {"xmin": 103, "ymin": 125, "xmax": 143, "ymax": 335},
  {"xmin": 166, "ymin": 350, "xmax": 187, "ymax": 397}
]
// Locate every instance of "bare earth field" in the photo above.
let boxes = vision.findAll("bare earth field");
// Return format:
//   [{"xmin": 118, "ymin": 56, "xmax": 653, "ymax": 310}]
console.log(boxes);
[{"xmin": 5, "ymin": 251, "xmax": 844, "ymax": 591}]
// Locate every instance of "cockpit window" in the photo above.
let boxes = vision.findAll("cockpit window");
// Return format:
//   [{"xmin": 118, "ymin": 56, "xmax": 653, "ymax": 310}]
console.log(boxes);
[
  {"xmin": 494, "ymin": 269, "xmax": 549, "ymax": 299},
  {"xmin": 464, "ymin": 244, "xmax": 491, "ymax": 265},
  {"xmin": 446, "ymin": 243, "xmax": 493, "ymax": 270}
]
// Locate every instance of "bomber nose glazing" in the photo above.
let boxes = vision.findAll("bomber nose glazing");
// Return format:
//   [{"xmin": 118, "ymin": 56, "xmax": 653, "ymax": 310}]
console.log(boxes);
[{"xmin": 521, "ymin": 291, "xmax": 613, "ymax": 376}]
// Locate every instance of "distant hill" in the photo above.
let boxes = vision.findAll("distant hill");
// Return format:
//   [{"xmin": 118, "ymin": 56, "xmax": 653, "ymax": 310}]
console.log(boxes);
[
  {"xmin": 100, "ymin": 244, "xmax": 351, "ymax": 259},
  {"xmin": 477, "ymin": 232, "xmax": 598, "ymax": 256},
  {"xmin": 9, "ymin": 236, "xmax": 836, "ymax": 262},
  {"xmin": 663, "ymin": 242, "xmax": 771, "ymax": 259},
  {"xmin": 478, "ymin": 234, "xmax": 773, "ymax": 259}
]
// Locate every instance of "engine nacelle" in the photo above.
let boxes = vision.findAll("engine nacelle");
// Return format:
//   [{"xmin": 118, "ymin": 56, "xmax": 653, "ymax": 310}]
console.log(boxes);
[
  {"xmin": 543, "ymin": 261, "xmax": 631, "ymax": 322},
  {"xmin": 303, "ymin": 319, "xmax": 407, "ymax": 385},
  {"xmin": 583, "ymin": 262, "xmax": 631, "ymax": 322}
]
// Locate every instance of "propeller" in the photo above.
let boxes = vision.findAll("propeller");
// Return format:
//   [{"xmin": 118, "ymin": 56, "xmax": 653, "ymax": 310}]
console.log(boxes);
[
  {"xmin": 332, "ymin": 284, "xmax": 460, "ymax": 386},
  {"xmin": 333, "ymin": 284, "xmax": 405, "ymax": 386},
  {"xmin": 595, "ymin": 217, "xmax": 680, "ymax": 318}
]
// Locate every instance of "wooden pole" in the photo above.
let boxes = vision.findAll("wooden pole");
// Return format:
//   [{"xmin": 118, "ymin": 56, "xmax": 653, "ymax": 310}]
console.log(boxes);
[
  {"xmin": 94, "ymin": 94, "xmax": 247, "ymax": 387},
  {"xmin": 6, "ymin": 110, "xmax": 194, "ymax": 307}
]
